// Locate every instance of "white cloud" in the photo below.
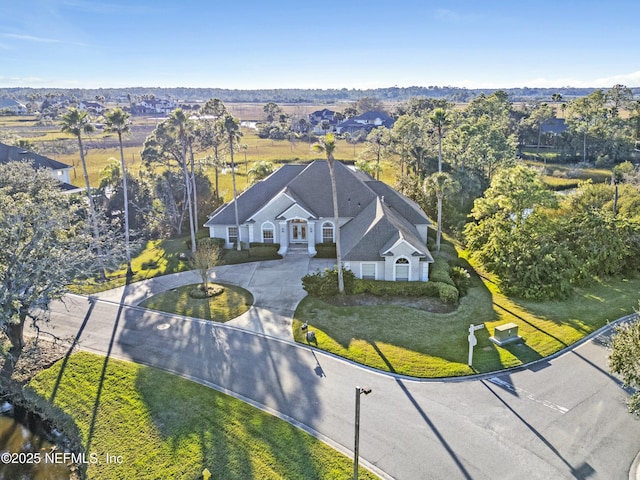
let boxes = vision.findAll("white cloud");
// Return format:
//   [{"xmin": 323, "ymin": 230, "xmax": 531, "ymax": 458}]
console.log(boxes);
[
  {"xmin": 0, "ymin": 33, "xmax": 60, "ymax": 43},
  {"xmin": 0, "ymin": 76, "xmax": 48, "ymax": 87},
  {"xmin": 451, "ymin": 70, "xmax": 640, "ymax": 89}
]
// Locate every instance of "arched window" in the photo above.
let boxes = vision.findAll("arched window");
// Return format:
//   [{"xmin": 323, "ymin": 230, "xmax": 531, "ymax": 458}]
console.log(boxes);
[
  {"xmin": 322, "ymin": 221, "xmax": 334, "ymax": 243},
  {"xmin": 395, "ymin": 257, "xmax": 410, "ymax": 281},
  {"xmin": 262, "ymin": 222, "xmax": 275, "ymax": 243}
]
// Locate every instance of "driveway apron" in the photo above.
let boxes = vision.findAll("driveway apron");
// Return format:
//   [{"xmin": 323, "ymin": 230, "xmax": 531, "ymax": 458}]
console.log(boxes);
[{"xmin": 224, "ymin": 252, "xmax": 315, "ymax": 339}]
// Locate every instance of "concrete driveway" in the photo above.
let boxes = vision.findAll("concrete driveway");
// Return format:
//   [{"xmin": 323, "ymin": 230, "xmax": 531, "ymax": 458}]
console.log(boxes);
[{"xmin": 90, "ymin": 253, "xmax": 336, "ymax": 340}]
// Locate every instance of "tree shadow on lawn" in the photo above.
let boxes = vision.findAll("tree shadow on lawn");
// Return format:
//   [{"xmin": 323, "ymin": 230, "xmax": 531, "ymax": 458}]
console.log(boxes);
[
  {"xmin": 297, "ymin": 272, "xmax": 573, "ymax": 376},
  {"xmin": 139, "ymin": 283, "xmax": 253, "ymax": 323},
  {"xmin": 134, "ymin": 366, "xmax": 334, "ymax": 479},
  {"xmin": 116, "ymin": 305, "xmax": 344, "ymax": 479}
]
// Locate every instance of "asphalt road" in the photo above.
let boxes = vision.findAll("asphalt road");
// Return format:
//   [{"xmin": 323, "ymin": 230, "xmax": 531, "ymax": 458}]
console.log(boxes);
[{"xmin": 39, "ymin": 294, "xmax": 640, "ymax": 480}]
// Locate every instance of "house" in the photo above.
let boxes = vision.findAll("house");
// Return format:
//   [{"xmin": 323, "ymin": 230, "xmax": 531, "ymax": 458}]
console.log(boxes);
[
  {"xmin": 540, "ymin": 118, "xmax": 568, "ymax": 135},
  {"xmin": 79, "ymin": 101, "xmax": 104, "ymax": 115},
  {"xmin": 309, "ymin": 108, "xmax": 338, "ymax": 134},
  {"xmin": 135, "ymin": 98, "xmax": 177, "ymax": 115},
  {"xmin": 0, "ymin": 97, "xmax": 27, "ymax": 114},
  {"xmin": 335, "ymin": 110, "xmax": 395, "ymax": 135},
  {"xmin": 205, "ymin": 161, "xmax": 434, "ymax": 281},
  {"xmin": 0, "ymin": 142, "xmax": 79, "ymax": 192}
]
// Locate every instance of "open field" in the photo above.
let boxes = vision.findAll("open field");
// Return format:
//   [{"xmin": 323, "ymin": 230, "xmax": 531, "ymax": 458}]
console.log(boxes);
[{"xmin": 1, "ymin": 113, "xmax": 378, "ymax": 203}]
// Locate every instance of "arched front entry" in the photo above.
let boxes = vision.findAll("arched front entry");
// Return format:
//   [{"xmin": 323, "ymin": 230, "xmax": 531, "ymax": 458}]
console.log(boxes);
[{"xmin": 289, "ymin": 219, "xmax": 308, "ymax": 243}]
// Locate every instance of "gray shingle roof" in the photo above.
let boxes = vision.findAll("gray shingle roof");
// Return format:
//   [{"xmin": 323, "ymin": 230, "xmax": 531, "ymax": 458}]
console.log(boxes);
[
  {"xmin": 341, "ymin": 197, "xmax": 433, "ymax": 262},
  {"xmin": 204, "ymin": 163, "xmax": 307, "ymax": 226},
  {"xmin": 0, "ymin": 142, "xmax": 71, "ymax": 171},
  {"xmin": 285, "ymin": 161, "xmax": 375, "ymax": 218},
  {"xmin": 541, "ymin": 118, "xmax": 567, "ymax": 135},
  {"xmin": 364, "ymin": 181, "xmax": 430, "ymax": 225},
  {"xmin": 0, "ymin": 141, "xmax": 78, "ymax": 191}
]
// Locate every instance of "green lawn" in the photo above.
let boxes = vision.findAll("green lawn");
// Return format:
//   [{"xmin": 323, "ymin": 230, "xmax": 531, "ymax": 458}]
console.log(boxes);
[
  {"xmin": 139, "ymin": 283, "xmax": 253, "ymax": 322},
  {"xmin": 70, "ymin": 236, "xmax": 194, "ymax": 295},
  {"xmin": 28, "ymin": 352, "xmax": 377, "ymax": 480},
  {"xmin": 293, "ymin": 262, "xmax": 639, "ymax": 378}
]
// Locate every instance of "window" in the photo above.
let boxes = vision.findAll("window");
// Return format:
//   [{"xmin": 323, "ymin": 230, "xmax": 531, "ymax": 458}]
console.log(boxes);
[
  {"xmin": 361, "ymin": 263, "xmax": 376, "ymax": 280},
  {"xmin": 262, "ymin": 222, "xmax": 274, "ymax": 243},
  {"xmin": 322, "ymin": 221, "xmax": 334, "ymax": 243},
  {"xmin": 228, "ymin": 226, "xmax": 238, "ymax": 245},
  {"xmin": 395, "ymin": 257, "xmax": 410, "ymax": 281}
]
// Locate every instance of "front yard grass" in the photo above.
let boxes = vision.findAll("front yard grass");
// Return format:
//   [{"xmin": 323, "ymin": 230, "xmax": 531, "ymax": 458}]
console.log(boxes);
[
  {"xmin": 293, "ymin": 265, "xmax": 639, "ymax": 378},
  {"xmin": 69, "ymin": 237, "xmax": 194, "ymax": 295},
  {"xmin": 71, "ymin": 234, "xmax": 283, "ymax": 295},
  {"xmin": 28, "ymin": 352, "xmax": 376, "ymax": 480},
  {"xmin": 139, "ymin": 283, "xmax": 253, "ymax": 322}
]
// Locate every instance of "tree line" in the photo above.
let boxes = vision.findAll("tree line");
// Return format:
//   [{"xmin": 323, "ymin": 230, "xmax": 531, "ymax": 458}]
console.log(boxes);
[{"xmin": 4, "ymin": 85, "xmax": 640, "ymax": 107}]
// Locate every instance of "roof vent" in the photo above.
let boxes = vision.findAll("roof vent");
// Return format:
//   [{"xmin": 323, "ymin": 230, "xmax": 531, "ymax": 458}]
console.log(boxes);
[{"xmin": 381, "ymin": 195, "xmax": 385, "ymax": 203}]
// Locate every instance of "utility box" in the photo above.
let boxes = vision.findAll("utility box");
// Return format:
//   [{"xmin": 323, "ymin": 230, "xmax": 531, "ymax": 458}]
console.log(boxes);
[{"xmin": 489, "ymin": 322, "xmax": 522, "ymax": 346}]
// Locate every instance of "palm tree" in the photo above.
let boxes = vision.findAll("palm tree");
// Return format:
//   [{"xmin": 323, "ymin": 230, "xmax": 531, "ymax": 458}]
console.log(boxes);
[
  {"xmin": 222, "ymin": 114, "xmax": 243, "ymax": 251},
  {"xmin": 313, "ymin": 133, "xmax": 344, "ymax": 294},
  {"xmin": 247, "ymin": 161, "xmax": 274, "ymax": 184},
  {"xmin": 364, "ymin": 127, "xmax": 390, "ymax": 180},
  {"xmin": 424, "ymin": 172, "xmax": 459, "ymax": 253},
  {"xmin": 167, "ymin": 109, "xmax": 197, "ymax": 253},
  {"xmin": 430, "ymin": 108, "xmax": 449, "ymax": 173},
  {"xmin": 60, "ymin": 107, "xmax": 105, "ymax": 277},
  {"xmin": 104, "ymin": 107, "xmax": 133, "ymax": 274}
]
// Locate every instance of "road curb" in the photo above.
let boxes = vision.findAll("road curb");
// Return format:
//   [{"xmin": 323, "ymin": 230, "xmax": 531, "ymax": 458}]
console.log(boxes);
[{"xmin": 631, "ymin": 449, "xmax": 640, "ymax": 480}]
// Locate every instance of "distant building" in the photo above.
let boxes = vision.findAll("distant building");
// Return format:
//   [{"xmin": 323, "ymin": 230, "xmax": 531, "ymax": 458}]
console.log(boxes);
[
  {"xmin": 309, "ymin": 108, "xmax": 338, "ymax": 134},
  {"xmin": 79, "ymin": 101, "xmax": 105, "ymax": 115},
  {"xmin": 335, "ymin": 111, "xmax": 395, "ymax": 135},
  {"xmin": 0, "ymin": 142, "xmax": 80, "ymax": 192},
  {"xmin": 134, "ymin": 98, "xmax": 177, "ymax": 115},
  {"xmin": 0, "ymin": 97, "xmax": 27, "ymax": 114},
  {"xmin": 540, "ymin": 118, "xmax": 568, "ymax": 135}
]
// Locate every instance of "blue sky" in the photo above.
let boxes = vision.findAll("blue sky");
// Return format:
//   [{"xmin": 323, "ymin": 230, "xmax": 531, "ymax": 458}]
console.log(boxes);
[{"xmin": 1, "ymin": 0, "xmax": 639, "ymax": 89}]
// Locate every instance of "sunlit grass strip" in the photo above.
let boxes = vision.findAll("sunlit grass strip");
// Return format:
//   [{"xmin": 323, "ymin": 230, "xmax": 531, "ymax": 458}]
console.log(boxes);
[
  {"xmin": 293, "ymin": 261, "xmax": 640, "ymax": 378},
  {"xmin": 28, "ymin": 352, "xmax": 378, "ymax": 480},
  {"xmin": 139, "ymin": 283, "xmax": 253, "ymax": 322}
]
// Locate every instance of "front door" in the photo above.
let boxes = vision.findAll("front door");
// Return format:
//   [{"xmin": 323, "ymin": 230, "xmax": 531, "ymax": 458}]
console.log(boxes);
[{"xmin": 290, "ymin": 220, "xmax": 307, "ymax": 243}]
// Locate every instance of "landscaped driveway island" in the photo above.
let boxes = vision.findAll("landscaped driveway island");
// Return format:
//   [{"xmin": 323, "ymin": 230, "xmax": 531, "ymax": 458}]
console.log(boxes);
[{"xmin": 40, "ymin": 258, "xmax": 640, "ymax": 480}]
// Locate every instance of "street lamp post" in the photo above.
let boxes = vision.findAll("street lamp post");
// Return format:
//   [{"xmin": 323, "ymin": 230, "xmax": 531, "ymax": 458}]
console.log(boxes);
[{"xmin": 354, "ymin": 386, "xmax": 372, "ymax": 480}]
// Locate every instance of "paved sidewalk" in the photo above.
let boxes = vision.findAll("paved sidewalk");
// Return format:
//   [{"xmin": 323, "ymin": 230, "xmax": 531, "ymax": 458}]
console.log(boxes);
[{"xmin": 89, "ymin": 255, "xmax": 336, "ymax": 340}]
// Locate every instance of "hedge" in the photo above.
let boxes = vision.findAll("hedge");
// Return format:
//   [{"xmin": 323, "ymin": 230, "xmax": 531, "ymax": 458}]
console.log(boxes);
[
  {"xmin": 249, "ymin": 245, "xmax": 280, "ymax": 258},
  {"xmin": 314, "ymin": 242, "xmax": 337, "ymax": 259},
  {"xmin": 429, "ymin": 257, "xmax": 456, "ymax": 286},
  {"xmin": 187, "ymin": 237, "xmax": 226, "ymax": 250},
  {"xmin": 352, "ymin": 279, "xmax": 459, "ymax": 304}
]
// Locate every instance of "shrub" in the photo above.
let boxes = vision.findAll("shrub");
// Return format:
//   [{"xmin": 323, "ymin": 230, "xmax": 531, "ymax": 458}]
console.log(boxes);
[
  {"xmin": 429, "ymin": 257, "xmax": 455, "ymax": 286},
  {"xmin": 434, "ymin": 283, "xmax": 459, "ymax": 304},
  {"xmin": 314, "ymin": 242, "xmax": 336, "ymax": 259},
  {"xmin": 249, "ymin": 242, "xmax": 281, "ymax": 248},
  {"xmin": 189, "ymin": 284, "xmax": 225, "ymax": 299},
  {"xmin": 249, "ymin": 244, "xmax": 280, "ymax": 258},
  {"xmin": 202, "ymin": 237, "xmax": 226, "ymax": 248},
  {"xmin": 450, "ymin": 266, "xmax": 471, "ymax": 296},
  {"xmin": 352, "ymin": 279, "xmax": 459, "ymax": 303},
  {"xmin": 190, "ymin": 237, "xmax": 226, "ymax": 250},
  {"xmin": 302, "ymin": 267, "xmax": 355, "ymax": 297}
]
